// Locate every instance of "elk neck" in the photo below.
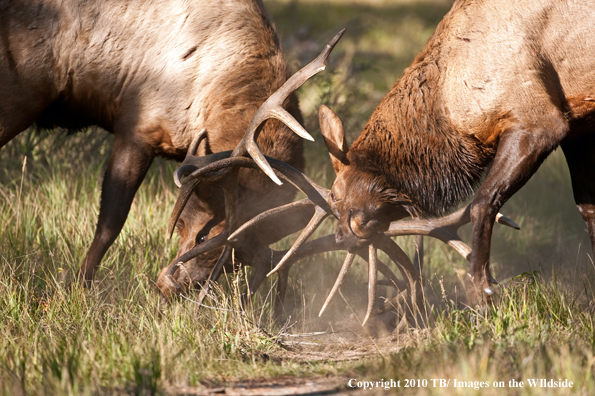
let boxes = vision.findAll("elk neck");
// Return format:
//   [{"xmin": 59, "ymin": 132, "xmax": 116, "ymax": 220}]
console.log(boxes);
[{"xmin": 349, "ymin": 40, "xmax": 495, "ymax": 218}]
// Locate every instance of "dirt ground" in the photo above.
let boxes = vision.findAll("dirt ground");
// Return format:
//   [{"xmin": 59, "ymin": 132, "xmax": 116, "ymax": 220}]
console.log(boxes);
[
  {"xmin": 166, "ymin": 313, "xmax": 426, "ymax": 395},
  {"xmin": 169, "ymin": 377, "xmax": 351, "ymax": 395}
]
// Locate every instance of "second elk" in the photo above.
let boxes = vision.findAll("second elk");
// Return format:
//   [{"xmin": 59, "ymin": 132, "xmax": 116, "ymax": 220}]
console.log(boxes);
[{"xmin": 268, "ymin": 0, "xmax": 595, "ymax": 309}]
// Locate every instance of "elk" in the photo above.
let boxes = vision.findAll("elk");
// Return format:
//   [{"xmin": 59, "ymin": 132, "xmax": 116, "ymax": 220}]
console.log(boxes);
[
  {"xmin": 0, "ymin": 0, "xmax": 305, "ymax": 286},
  {"xmin": 156, "ymin": 32, "xmax": 343, "ymax": 310},
  {"xmin": 193, "ymin": 0, "xmax": 595, "ymax": 321},
  {"xmin": 266, "ymin": 0, "xmax": 595, "ymax": 305}
]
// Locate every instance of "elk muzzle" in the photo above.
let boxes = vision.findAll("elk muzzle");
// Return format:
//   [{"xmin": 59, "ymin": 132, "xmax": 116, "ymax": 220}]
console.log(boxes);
[{"xmin": 335, "ymin": 209, "xmax": 384, "ymax": 251}]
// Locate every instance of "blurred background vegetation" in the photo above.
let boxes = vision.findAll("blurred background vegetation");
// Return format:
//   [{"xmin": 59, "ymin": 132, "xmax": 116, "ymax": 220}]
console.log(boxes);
[{"xmin": 1, "ymin": 0, "xmax": 594, "ymax": 394}]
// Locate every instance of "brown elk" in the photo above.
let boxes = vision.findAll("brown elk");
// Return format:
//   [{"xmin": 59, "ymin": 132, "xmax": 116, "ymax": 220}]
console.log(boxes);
[
  {"xmin": 270, "ymin": 0, "xmax": 595, "ymax": 304},
  {"xmin": 0, "ymin": 0, "xmax": 306, "ymax": 286}
]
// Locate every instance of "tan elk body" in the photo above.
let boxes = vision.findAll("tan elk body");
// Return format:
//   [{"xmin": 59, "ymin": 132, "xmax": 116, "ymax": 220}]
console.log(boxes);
[
  {"xmin": 317, "ymin": 0, "xmax": 595, "ymax": 300},
  {"xmin": 0, "ymin": 0, "xmax": 303, "ymax": 288}
]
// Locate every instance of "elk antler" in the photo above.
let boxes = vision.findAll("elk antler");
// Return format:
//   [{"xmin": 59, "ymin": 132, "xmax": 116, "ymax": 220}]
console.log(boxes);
[
  {"xmin": 387, "ymin": 204, "xmax": 520, "ymax": 262},
  {"xmin": 174, "ymin": 128, "xmax": 208, "ymax": 188}
]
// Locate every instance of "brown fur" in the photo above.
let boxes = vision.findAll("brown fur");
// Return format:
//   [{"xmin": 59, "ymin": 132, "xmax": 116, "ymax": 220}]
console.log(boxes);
[{"xmin": 0, "ymin": 0, "xmax": 303, "ymax": 285}]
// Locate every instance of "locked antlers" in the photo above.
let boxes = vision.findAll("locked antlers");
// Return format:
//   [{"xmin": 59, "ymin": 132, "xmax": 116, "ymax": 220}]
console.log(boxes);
[{"xmin": 165, "ymin": 29, "xmax": 521, "ymax": 326}]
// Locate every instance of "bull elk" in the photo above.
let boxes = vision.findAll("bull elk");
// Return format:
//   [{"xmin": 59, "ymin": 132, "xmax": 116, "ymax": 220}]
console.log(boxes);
[
  {"xmin": 264, "ymin": 0, "xmax": 595, "ymax": 306},
  {"xmin": 0, "ymin": 0, "xmax": 305, "ymax": 285},
  {"xmin": 157, "ymin": 31, "xmax": 344, "ymax": 312}
]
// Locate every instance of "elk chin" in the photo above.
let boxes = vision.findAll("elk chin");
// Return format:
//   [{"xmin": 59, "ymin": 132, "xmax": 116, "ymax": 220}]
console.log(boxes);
[{"xmin": 334, "ymin": 222, "xmax": 369, "ymax": 252}]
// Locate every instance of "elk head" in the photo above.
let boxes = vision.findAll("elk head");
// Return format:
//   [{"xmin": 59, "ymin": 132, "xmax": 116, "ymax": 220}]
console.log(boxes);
[
  {"xmin": 319, "ymin": 105, "xmax": 412, "ymax": 251},
  {"xmin": 157, "ymin": 30, "xmax": 346, "ymax": 303}
]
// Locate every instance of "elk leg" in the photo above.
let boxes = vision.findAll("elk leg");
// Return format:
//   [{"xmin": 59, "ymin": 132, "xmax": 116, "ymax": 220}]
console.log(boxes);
[
  {"xmin": 242, "ymin": 260, "xmax": 269, "ymax": 310},
  {"xmin": 242, "ymin": 249, "xmax": 290, "ymax": 318},
  {"xmin": 561, "ymin": 133, "xmax": 595, "ymax": 257},
  {"xmin": 79, "ymin": 135, "xmax": 154, "ymax": 285},
  {"xmin": 469, "ymin": 124, "xmax": 565, "ymax": 302},
  {"xmin": 273, "ymin": 265, "xmax": 290, "ymax": 319}
]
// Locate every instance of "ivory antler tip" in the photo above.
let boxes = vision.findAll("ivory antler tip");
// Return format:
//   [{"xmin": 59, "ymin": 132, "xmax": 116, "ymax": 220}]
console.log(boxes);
[{"xmin": 495, "ymin": 213, "xmax": 520, "ymax": 230}]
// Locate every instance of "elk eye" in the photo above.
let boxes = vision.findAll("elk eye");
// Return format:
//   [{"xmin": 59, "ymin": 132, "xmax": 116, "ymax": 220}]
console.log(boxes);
[
  {"xmin": 196, "ymin": 234, "xmax": 207, "ymax": 244},
  {"xmin": 330, "ymin": 192, "xmax": 338, "ymax": 202}
]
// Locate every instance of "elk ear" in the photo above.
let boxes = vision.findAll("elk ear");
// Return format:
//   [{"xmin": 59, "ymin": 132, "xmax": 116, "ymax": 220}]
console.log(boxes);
[{"xmin": 319, "ymin": 105, "xmax": 350, "ymax": 174}]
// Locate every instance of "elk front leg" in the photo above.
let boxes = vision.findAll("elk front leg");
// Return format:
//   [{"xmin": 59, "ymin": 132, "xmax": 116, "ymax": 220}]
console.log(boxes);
[
  {"xmin": 79, "ymin": 135, "xmax": 154, "ymax": 285},
  {"xmin": 273, "ymin": 265, "xmax": 290, "ymax": 319},
  {"xmin": 562, "ymin": 132, "xmax": 595, "ymax": 257},
  {"xmin": 469, "ymin": 123, "xmax": 566, "ymax": 303},
  {"xmin": 242, "ymin": 249, "xmax": 290, "ymax": 319}
]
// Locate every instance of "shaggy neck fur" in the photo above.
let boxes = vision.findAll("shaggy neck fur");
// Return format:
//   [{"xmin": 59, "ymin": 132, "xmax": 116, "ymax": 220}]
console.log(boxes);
[{"xmin": 350, "ymin": 42, "xmax": 494, "ymax": 217}]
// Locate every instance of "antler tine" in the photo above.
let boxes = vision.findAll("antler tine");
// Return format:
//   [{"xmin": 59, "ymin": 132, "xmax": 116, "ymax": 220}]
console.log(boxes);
[
  {"xmin": 174, "ymin": 129, "xmax": 208, "ymax": 187},
  {"xmin": 168, "ymin": 150, "xmax": 235, "ymax": 239},
  {"xmin": 188, "ymin": 162, "xmax": 243, "ymax": 306},
  {"xmin": 168, "ymin": 178, "xmax": 200, "ymax": 239},
  {"xmin": 277, "ymin": 234, "xmax": 338, "ymax": 263},
  {"xmin": 317, "ymin": 237, "xmax": 421, "ymax": 323},
  {"xmin": 386, "ymin": 203, "xmax": 519, "ymax": 260},
  {"xmin": 375, "ymin": 235, "xmax": 421, "ymax": 286},
  {"xmin": 362, "ymin": 244, "xmax": 378, "ymax": 325},
  {"xmin": 374, "ymin": 234, "xmax": 425, "ymax": 319},
  {"xmin": 319, "ymin": 252, "xmax": 355, "ymax": 317},
  {"xmin": 313, "ymin": 240, "xmax": 404, "ymax": 318},
  {"xmin": 233, "ymin": 29, "xmax": 346, "ymax": 186},
  {"xmin": 358, "ymin": 237, "xmax": 425, "ymax": 325},
  {"xmin": 228, "ymin": 198, "xmax": 314, "ymax": 243},
  {"xmin": 267, "ymin": 206, "xmax": 329, "ymax": 276},
  {"xmin": 495, "ymin": 212, "xmax": 520, "ymax": 229},
  {"xmin": 196, "ymin": 244, "xmax": 234, "ymax": 306}
]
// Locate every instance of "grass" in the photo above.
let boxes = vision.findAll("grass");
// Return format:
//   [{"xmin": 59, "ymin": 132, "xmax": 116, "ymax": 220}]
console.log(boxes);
[
  {"xmin": 1, "ymin": 0, "xmax": 595, "ymax": 394},
  {"xmin": 350, "ymin": 274, "xmax": 595, "ymax": 395}
]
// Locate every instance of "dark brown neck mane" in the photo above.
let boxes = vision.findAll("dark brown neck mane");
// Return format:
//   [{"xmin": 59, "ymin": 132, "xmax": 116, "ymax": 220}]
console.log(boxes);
[{"xmin": 350, "ymin": 49, "xmax": 494, "ymax": 217}]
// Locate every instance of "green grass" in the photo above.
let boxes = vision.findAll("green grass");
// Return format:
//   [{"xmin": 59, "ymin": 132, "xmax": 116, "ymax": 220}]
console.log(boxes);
[{"xmin": 1, "ymin": 0, "xmax": 595, "ymax": 394}]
